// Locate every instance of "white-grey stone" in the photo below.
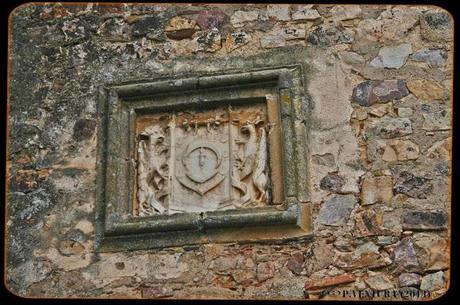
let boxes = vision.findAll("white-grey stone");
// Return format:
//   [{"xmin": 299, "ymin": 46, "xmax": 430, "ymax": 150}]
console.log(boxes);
[
  {"xmin": 422, "ymin": 110, "xmax": 450, "ymax": 131},
  {"xmin": 399, "ymin": 273, "xmax": 421, "ymax": 287},
  {"xmin": 266, "ymin": 4, "xmax": 290, "ymax": 21},
  {"xmin": 397, "ymin": 107, "xmax": 413, "ymax": 118},
  {"xmin": 367, "ymin": 117, "xmax": 413, "ymax": 139},
  {"xmin": 420, "ymin": 271, "xmax": 444, "ymax": 291},
  {"xmin": 370, "ymin": 43, "xmax": 413, "ymax": 69},
  {"xmin": 316, "ymin": 194, "xmax": 356, "ymax": 226},
  {"xmin": 283, "ymin": 28, "xmax": 306, "ymax": 40},
  {"xmin": 411, "ymin": 48, "xmax": 446, "ymax": 67},
  {"xmin": 292, "ymin": 8, "xmax": 321, "ymax": 21},
  {"xmin": 339, "ymin": 51, "xmax": 365, "ymax": 65},
  {"xmin": 260, "ymin": 33, "xmax": 286, "ymax": 48},
  {"xmin": 330, "ymin": 5, "xmax": 362, "ymax": 22},
  {"xmin": 364, "ymin": 272, "xmax": 395, "ymax": 290},
  {"xmin": 231, "ymin": 10, "xmax": 259, "ymax": 27},
  {"xmin": 376, "ymin": 235, "xmax": 398, "ymax": 246}
]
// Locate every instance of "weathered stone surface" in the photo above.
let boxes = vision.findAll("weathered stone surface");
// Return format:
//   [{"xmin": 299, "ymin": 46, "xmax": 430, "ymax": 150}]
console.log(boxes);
[
  {"xmin": 261, "ymin": 28, "xmax": 305, "ymax": 49},
  {"xmin": 6, "ymin": 3, "xmax": 453, "ymax": 300},
  {"xmin": 193, "ymin": 29, "xmax": 221, "ymax": 53},
  {"xmin": 304, "ymin": 241, "xmax": 335, "ymax": 275},
  {"xmin": 230, "ymin": 10, "xmax": 259, "ymax": 27},
  {"xmin": 260, "ymin": 33, "xmax": 285, "ymax": 48},
  {"xmin": 367, "ymin": 139, "xmax": 420, "ymax": 162},
  {"xmin": 97, "ymin": 18, "xmax": 131, "ymax": 42},
  {"xmin": 330, "ymin": 5, "xmax": 362, "ymax": 22},
  {"xmin": 132, "ymin": 15, "xmax": 168, "ymax": 38},
  {"xmin": 58, "ymin": 239, "xmax": 85, "ymax": 256},
  {"xmin": 406, "ymin": 79, "xmax": 444, "ymax": 100},
  {"xmin": 232, "ymin": 269, "xmax": 255, "ymax": 284},
  {"xmin": 339, "ymin": 51, "xmax": 365, "ymax": 66},
  {"xmin": 74, "ymin": 219, "xmax": 94, "ymax": 235},
  {"xmin": 420, "ymin": 271, "xmax": 445, "ymax": 291},
  {"xmin": 10, "ymin": 260, "xmax": 53, "ymax": 285},
  {"xmin": 211, "ymin": 256, "xmax": 237, "ymax": 274},
  {"xmin": 164, "ymin": 16, "xmax": 198, "ymax": 40},
  {"xmin": 411, "ymin": 48, "xmax": 446, "ymax": 67},
  {"xmin": 369, "ymin": 43, "xmax": 412, "ymax": 69},
  {"xmin": 224, "ymin": 31, "xmax": 251, "ymax": 52},
  {"xmin": 420, "ymin": 12, "xmax": 452, "ymax": 42},
  {"xmin": 427, "ymin": 138, "xmax": 451, "ymax": 159},
  {"xmin": 368, "ymin": 103, "xmax": 392, "ymax": 118},
  {"xmin": 381, "ymin": 140, "xmax": 420, "ymax": 162},
  {"xmin": 196, "ymin": 10, "xmax": 229, "ymax": 30},
  {"xmin": 393, "ymin": 238, "xmax": 422, "ymax": 273},
  {"xmin": 320, "ymin": 173, "xmax": 345, "ymax": 193},
  {"xmin": 286, "ymin": 252, "xmax": 304, "ymax": 275},
  {"xmin": 397, "ymin": 107, "xmax": 413, "ymax": 118},
  {"xmin": 316, "ymin": 194, "xmax": 356, "ymax": 226},
  {"xmin": 399, "ymin": 273, "xmax": 421, "ymax": 287},
  {"xmin": 354, "ymin": 209, "xmax": 390, "ymax": 237},
  {"xmin": 333, "ymin": 237, "xmax": 353, "ymax": 252},
  {"xmin": 291, "ymin": 8, "xmax": 321, "ymax": 21},
  {"xmin": 377, "ymin": 7, "xmax": 419, "ymax": 41},
  {"xmin": 305, "ymin": 274, "xmax": 356, "ymax": 290},
  {"xmin": 376, "ymin": 235, "xmax": 398, "ymax": 246},
  {"xmin": 402, "ymin": 210, "xmax": 448, "ymax": 231},
  {"xmin": 142, "ymin": 286, "xmax": 174, "ymax": 298},
  {"xmin": 266, "ymin": 4, "xmax": 290, "ymax": 21},
  {"xmin": 351, "ymin": 80, "xmax": 409, "ymax": 106},
  {"xmin": 364, "ymin": 272, "xmax": 395, "ymax": 290},
  {"xmin": 413, "ymin": 233, "xmax": 448, "ymax": 271},
  {"xmin": 311, "ymin": 153, "xmax": 336, "ymax": 167},
  {"xmin": 367, "ymin": 117, "xmax": 412, "ymax": 139},
  {"xmin": 422, "ymin": 110, "xmax": 450, "ymax": 131},
  {"xmin": 335, "ymin": 242, "xmax": 391, "ymax": 271},
  {"xmin": 283, "ymin": 28, "xmax": 306, "ymax": 40},
  {"xmin": 11, "ymin": 169, "xmax": 49, "ymax": 193},
  {"xmin": 360, "ymin": 176, "xmax": 392, "ymax": 205},
  {"xmin": 73, "ymin": 119, "xmax": 96, "ymax": 141},
  {"xmin": 307, "ymin": 26, "xmax": 352, "ymax": 46},
  {"xmin": 394, "ymin": 172, "xmax": 433, "ymax": 199},
  {"xmin": 256, "ymin": 261, "xmax": 275, "ymax": 282}
]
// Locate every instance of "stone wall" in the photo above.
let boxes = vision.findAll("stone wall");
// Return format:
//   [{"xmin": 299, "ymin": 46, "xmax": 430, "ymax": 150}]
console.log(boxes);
[{"xmin": 7, "ymin": 3, "xmax": 452, "ymax": 300}]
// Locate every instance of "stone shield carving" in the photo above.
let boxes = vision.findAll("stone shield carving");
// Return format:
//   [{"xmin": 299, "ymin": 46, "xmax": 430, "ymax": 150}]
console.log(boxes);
[{"xmin": 177, "ymin": 140, "xmax": 226, "ymax": 196}]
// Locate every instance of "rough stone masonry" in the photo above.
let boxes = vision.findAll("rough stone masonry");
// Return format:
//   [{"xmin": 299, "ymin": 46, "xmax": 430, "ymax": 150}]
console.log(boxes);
[{"xmin": 7, "ymin": 3, "xmax": 451, "ymax": 300}]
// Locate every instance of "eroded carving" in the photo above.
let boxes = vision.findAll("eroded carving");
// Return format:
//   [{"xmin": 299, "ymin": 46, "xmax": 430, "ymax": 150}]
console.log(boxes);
[
  {"xmin": 137, "ymin": 125, "xmax": 169, "ymax": 216},
  {"xmin": 135, "ymin": 104, "xmax": 270, "ymax": 216}
]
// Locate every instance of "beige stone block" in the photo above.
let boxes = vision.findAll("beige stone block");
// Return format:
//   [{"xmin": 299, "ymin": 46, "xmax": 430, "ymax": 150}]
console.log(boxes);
[{"xmin": 361, "ymin": 176, "xmax": 393, "ymax": 205}]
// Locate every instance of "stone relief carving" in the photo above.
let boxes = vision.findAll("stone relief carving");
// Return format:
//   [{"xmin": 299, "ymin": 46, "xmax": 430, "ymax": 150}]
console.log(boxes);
[
  {"xmin": 137, "ymin": 125, "xmax": 170, "ymax": 216},
  {"xmin": 135, "ymin": 104, "xmax": 270, "ymax": 216}
]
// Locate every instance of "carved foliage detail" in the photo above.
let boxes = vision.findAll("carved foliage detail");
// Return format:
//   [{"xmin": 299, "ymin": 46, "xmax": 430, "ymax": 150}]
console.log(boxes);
[
  {"xmin": 137, "ymin": 125, "xmax": 170, "ymax": 216},
  {"xmin": 231, "ymin": 114, "xmax": 269, "ymax": 208}
]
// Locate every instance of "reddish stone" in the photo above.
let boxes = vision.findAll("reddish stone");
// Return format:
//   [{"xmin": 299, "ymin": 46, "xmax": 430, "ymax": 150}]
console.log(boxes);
[
  {"xmin": 304, "ymin": 274, "xmax": 356, "ymax": 290},
  {"xmin": 287, "ymin": 252, "xmax": 305, "ymax": 275},
  {"xmin": 213, "ymin": 275, "xmax": 235, "ymax": 289},
  {"xmin": 256, "ymin": 261, "xmax": 275, "ymax": 282},
  {"xmin": 352, "ymin": 79, "xmax": 409, "ymax": 106},
  {"xmin": 354, "ymin": 209, "xmax": 391, "ymax": 237},
  {"xmin": 142, "ymin": 286, "xmax": 173, "ymax": 298},
  {"xmin": 196, "ymin": 10, "xmax": 229, "ymax": 30}
]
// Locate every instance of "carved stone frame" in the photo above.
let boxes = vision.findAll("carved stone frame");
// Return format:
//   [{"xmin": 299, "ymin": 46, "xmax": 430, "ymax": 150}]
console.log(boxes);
[{"xmin": 96, "ymin": 65, "xmax": 312, "ymax": 251}]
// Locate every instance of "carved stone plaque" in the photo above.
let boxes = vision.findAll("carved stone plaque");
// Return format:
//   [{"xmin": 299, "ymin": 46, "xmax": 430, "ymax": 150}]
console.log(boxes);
[
  {"xmin": 135, "ymin": 104, "xmax": 270, "ymax": 215},
  {"xmin": 96, "ymin": 65, "xmax": 312, "ymax": 251}
]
